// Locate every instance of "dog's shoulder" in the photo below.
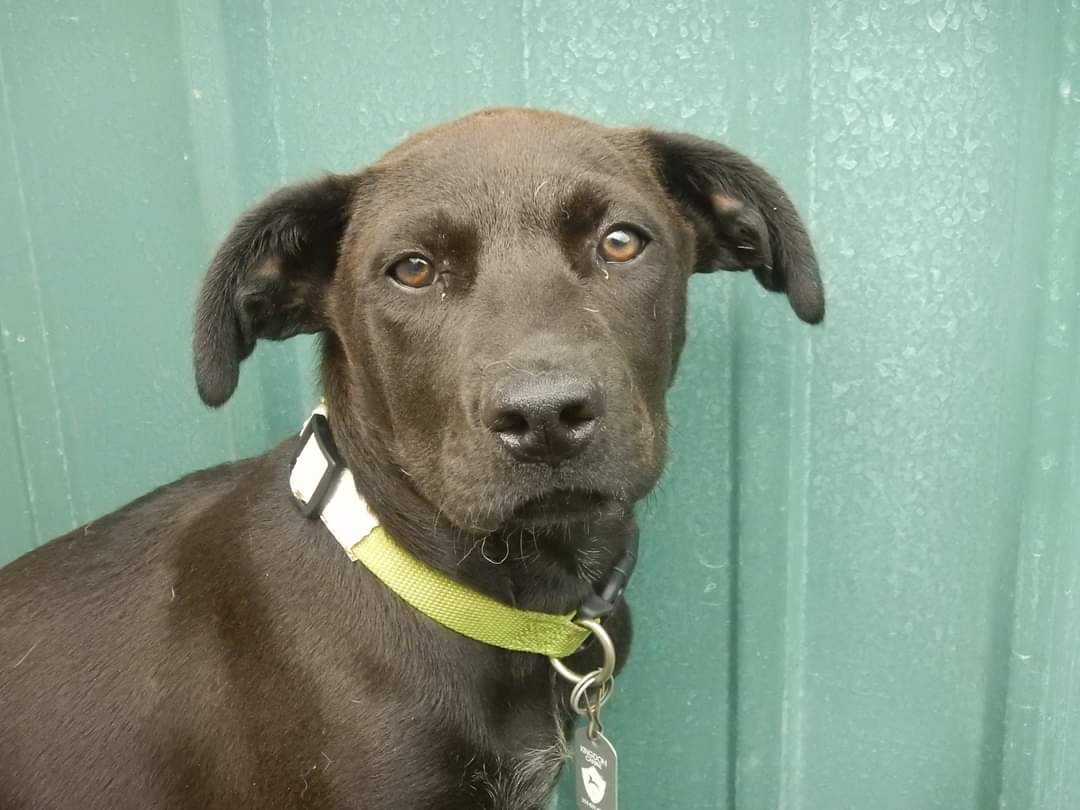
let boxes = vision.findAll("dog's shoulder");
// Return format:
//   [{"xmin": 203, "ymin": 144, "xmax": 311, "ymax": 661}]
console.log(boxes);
[{"xmin": 0, "ymin": 440, "xmax": 299, "ymax": 615}]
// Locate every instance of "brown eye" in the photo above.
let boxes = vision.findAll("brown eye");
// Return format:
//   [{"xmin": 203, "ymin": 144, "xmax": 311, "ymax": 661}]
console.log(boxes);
[
  {"xmin": 598, "ymin": 227, "xmax": 646, "ymax": 263},
  {"xmin": 389, "ymin": 256, "xmax": 436, "ymax": 289}
]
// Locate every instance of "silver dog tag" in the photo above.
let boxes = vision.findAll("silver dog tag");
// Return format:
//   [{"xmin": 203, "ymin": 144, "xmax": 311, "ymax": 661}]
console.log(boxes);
[{"xmin": 573, "ymin": 725, "xmax": 617, "ymax": 810}]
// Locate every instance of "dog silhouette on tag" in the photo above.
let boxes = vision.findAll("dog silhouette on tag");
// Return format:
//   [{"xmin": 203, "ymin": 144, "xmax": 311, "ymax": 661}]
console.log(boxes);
[{"xmin": 581, "ymin": 765, "xmax": 607, "ymax": 803}]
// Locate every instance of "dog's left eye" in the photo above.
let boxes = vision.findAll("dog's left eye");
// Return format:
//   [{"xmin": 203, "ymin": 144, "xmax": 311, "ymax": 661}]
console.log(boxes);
[
  {"xmin": 598, "ymin": 227, "xmax": 647, "ymax": 263},
  {"xmin": 389, "ymin": 256, "xmax": 437, "ymax": 289}
]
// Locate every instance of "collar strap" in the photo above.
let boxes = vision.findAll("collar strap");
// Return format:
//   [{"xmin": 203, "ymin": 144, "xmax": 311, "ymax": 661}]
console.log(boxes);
[{"xmin": 289, "ymin": 406, "xmax": 601, "ymax": 659}]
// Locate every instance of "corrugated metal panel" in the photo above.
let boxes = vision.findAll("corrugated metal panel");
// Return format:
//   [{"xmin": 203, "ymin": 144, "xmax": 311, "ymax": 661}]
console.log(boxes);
[{"xmin": 0, "ymin": 2, "xmax": 1076, "ymax": 808}]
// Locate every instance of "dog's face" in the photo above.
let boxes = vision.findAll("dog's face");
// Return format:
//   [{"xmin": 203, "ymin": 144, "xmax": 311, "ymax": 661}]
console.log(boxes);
[{"xmin": 194, "ymin": 109, "xmax": 823, "ymax": 532}]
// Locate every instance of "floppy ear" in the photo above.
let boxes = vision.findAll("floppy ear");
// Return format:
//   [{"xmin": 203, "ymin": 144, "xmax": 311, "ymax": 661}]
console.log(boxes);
[
  {"xmin": 644, "ymin": 130, "xmax": 825, "ymax": 324},
  {"xmin": 193, "ymin": 174, "xmax": 355, "ymax": 406}
]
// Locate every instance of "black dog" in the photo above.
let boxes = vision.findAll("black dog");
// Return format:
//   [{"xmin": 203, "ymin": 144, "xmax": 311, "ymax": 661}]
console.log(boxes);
[{"xmin": 0, "ymin": 108, "xmax": 823, "ymax": 809}]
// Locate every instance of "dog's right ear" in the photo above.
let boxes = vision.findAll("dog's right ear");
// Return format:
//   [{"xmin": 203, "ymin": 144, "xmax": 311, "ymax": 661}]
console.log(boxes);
[{"xmin": 193, "ymin": 174, "xmax": 355, "ymax": 407}]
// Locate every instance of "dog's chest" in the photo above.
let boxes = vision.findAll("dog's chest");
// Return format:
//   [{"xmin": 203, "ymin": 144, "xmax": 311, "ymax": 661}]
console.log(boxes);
[{"xmin": 461, "ymin": 722, "xmax": 568, "ymax": 810}]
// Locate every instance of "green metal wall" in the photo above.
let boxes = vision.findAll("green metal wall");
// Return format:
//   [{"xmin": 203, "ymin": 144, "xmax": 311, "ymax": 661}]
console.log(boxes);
[{"xmin": 1, "ymin": 2, "xmax": 1077, "ymax": 808}]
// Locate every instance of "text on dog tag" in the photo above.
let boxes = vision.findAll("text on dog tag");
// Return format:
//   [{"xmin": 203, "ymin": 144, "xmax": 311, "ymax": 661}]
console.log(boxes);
[{"xmin": 573, "ymin": 725, "xmax": 617, "ymax": 810}]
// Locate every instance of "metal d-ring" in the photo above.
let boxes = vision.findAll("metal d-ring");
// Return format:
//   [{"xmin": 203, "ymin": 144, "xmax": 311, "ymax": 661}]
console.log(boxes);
[{"xmin": 549, "ymin": 618, "xmax": 616, "ymax": 686}]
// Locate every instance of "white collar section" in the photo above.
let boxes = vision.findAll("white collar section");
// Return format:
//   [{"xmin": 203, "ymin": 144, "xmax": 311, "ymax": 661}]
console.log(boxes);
[{"xmin": 288, "ymin": 404, "xmax": 380, "ymax": 560}]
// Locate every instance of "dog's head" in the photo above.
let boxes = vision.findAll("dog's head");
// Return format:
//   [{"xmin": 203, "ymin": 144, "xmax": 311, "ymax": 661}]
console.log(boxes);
[{"xmin": 194, "ymin": 109, "xmax": 823, "ymax": 532}]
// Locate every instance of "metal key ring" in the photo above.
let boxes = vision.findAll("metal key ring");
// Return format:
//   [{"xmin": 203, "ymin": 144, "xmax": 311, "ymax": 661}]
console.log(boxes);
[
  {"xmin": 570, "ymin": 670, "xmax": 615, "ymax": 716},
  {"xmin": 549, "ymin": 618, "xmax": 616, "ymax": 686}
]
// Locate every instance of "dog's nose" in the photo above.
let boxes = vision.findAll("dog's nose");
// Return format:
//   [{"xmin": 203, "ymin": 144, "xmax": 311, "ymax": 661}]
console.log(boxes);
[{"xmin": 483, "ymin": 377, "xmax": 604, "ymax": 465}]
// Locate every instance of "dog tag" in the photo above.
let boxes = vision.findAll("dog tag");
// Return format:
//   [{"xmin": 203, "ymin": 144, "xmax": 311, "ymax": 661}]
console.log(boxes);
[{"xmin": 573, "ymin": 724, "xmax": 617, "ymax": 810}]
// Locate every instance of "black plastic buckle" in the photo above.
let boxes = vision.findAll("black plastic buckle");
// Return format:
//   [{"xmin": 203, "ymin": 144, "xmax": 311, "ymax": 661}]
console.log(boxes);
[
  {"xmin": 576, "ymin": 523, "xmax": 640, "ymax": 621},
  {"xmin": 290, "ymin": 412, "xmax": 343, "ymax": 519}
]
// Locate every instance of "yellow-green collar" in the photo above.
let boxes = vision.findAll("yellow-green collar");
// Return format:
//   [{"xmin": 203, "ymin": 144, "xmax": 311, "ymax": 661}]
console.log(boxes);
[
  {"xmin": 288, "ymin": 406, "xmax": 602, "ymax": 659},
  {"xmin": 352, "ymin": 526, "xmax": 589, "ymax": 657}
]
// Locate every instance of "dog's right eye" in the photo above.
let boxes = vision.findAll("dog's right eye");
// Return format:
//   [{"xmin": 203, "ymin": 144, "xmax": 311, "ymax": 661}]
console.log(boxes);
[{"xmin": 389, "ymin": 256, "xmax": 437, "ymax": 289}]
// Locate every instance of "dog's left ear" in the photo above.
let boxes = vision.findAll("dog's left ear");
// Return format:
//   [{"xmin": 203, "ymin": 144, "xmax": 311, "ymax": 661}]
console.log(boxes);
[
  {"xmin": 644, "ymin": 130, "xmax": 825, "ymax": 324},
  {"xmin": 193, "ymin": 174, "xmax": 355, "ymax": 407}
]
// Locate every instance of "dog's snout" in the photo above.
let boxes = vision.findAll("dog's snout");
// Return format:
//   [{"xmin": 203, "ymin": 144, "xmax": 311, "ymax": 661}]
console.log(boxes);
[{"xmin": 483, "ymin": 377, "xmax": 605, "ymax": 465}]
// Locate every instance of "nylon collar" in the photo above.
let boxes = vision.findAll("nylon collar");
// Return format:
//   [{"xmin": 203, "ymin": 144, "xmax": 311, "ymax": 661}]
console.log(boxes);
[{"xmin": 288, "ymin": 406, "xmax": 636, "ymax": 659}]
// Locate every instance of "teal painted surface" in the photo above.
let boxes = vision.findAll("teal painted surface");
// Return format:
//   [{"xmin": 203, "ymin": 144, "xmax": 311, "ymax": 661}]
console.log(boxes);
[{"xmin": 1, "ymin": 2, "xmax": 1077, "ymax": 808}]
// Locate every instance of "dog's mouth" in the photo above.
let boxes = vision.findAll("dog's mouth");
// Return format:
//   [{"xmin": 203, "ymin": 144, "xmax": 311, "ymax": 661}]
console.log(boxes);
[{"xmin": 507, "ymin": 489, "xmax": 620, "ymax": 527}]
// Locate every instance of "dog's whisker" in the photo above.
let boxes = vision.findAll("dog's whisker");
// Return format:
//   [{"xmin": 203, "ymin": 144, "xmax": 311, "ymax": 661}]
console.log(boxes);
[
  {"xmin": 458, "ymin": 536, "xmax": 484, "ymax": 565},
  {"xmin": 480, "ymin": 536, "xmax": 510, "ymax": 566},
  {"xmin": 12, "ymin": 641, "xmax": 39, "ymax": 669}
]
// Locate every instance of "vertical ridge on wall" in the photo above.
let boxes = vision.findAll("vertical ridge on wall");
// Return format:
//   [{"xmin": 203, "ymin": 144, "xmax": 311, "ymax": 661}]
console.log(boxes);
[
  {"xmin": 978, "ymin": 0, "xmax": 1069, "ymax": 805},
  {"xmin": 0, "ymin": 5, "xmax": 78, "ymax": 544},
  {"xmin": 998, "ymin": 1, "xmax": 1080, "ymax": 806},
  {"xmin": 252, "ymin": 0, "xmax": 309, "ymax": 439},
  {"xmin": 176, "ymin": 0, "xmax": 244, "ymax": 463},
  {"xmin": 0, "ymin": 342, "xmax": 37, "ymax": 545},
  {"xmin": 723, "ymin": 2, "xmax": 817, "ymax": 808},
  {"xmin": 260, "ymin": 0, "xmax": 288, "ymax": 186},
  {"xmin": 780, "ymin": 15, "xmax": 815, "ymax": 807},
  {"xmin": 779, "ymin": 335, "xmax": 814, "ymax": 810},
  {"xmin": 520, "ymin": 0, "xmax": 532, "ymax": 104},
  {"xmin": 724, "ymin": 284, "xmax": 742, "ymax": 810},
  {"xmin": 210, "ymin": 0, "xmax": 312, "ymax": 448}
]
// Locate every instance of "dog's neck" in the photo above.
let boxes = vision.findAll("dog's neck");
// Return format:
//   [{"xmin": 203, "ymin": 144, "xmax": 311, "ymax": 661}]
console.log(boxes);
[{"xmin": 321, "ymin": 397, "xmax": 633, "ymax": 616}]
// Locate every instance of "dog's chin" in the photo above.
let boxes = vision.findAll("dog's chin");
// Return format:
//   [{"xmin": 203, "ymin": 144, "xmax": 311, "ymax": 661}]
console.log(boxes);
[
  {"xmin": 477, "ymin": 488, "xmax": 630, "ymax": 533},
  {"xmin": 506, "ymin": 489, "xmax": 624, "ymax": 529},
  {"xmin": 435, "ymin": 487, "xmax": 628, "ymax": 534}
]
